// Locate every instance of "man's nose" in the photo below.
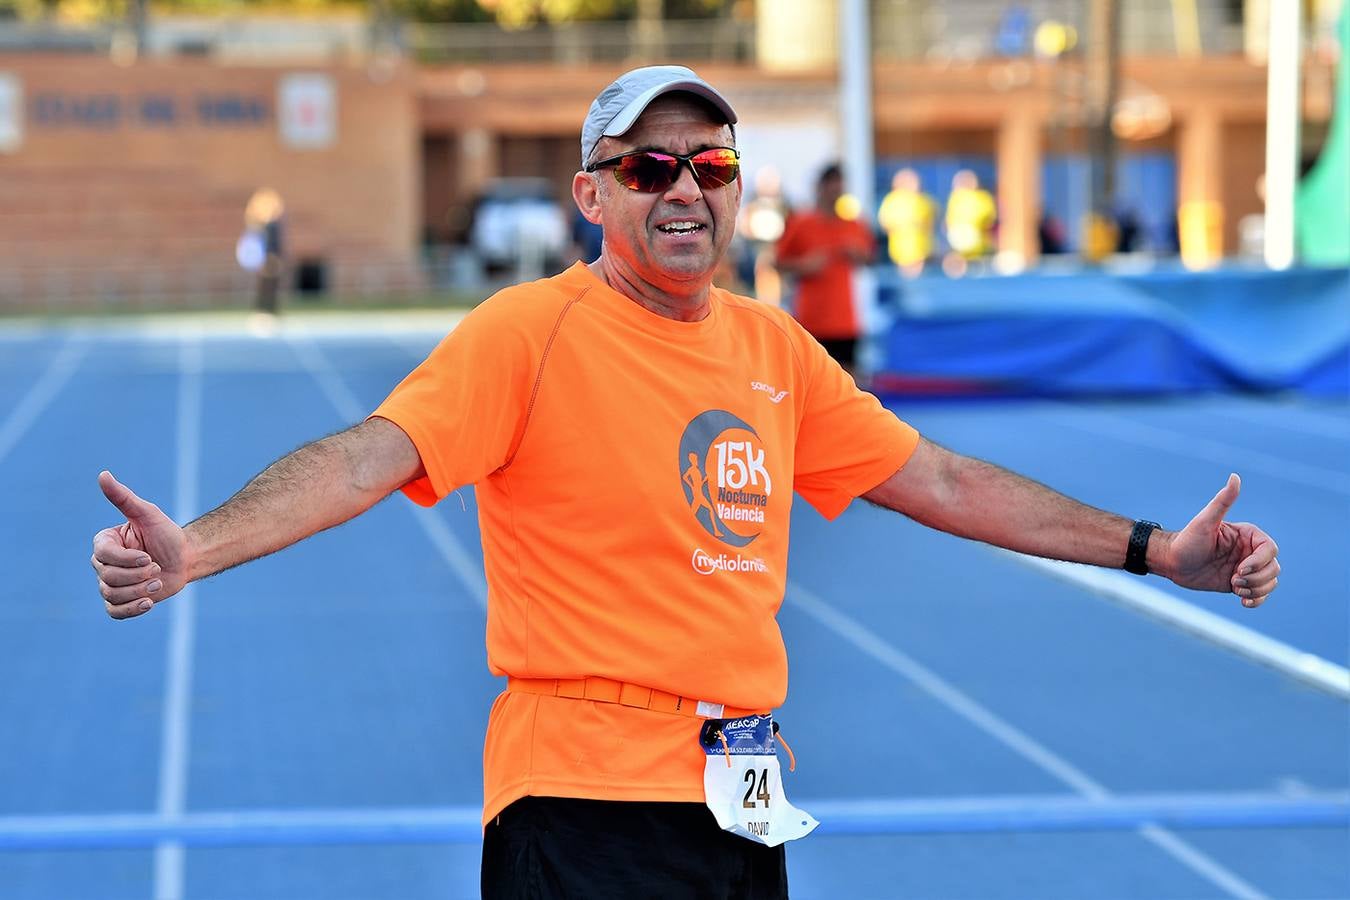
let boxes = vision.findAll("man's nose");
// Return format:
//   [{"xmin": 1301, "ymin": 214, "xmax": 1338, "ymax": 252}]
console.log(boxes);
[{"xmin": 662, "ymin": 161, "xmax": 703, "ymax": 203}]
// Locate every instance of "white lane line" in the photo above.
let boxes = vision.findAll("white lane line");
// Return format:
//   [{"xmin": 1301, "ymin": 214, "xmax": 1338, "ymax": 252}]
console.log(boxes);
[
  {"xmin": 286, "ymin": 336, "xmax": 366, "ymax": 425},
  {"xmin": 153, "ymin": 332, "xmax": 203, "ymax": 900},
  {"xmin": 1137, "ymin": 824, "xmax": 1272, "ymax": 900},
  {"xmin": 384, "ymin": 332, "xmax": 441, "ymax": 358},
  {"xmin": 1001, "ymin": 552, "xmax": 1350, "ymax": 699},
  {"xmin": 289, "ymin": 336, "xmax": 488, "ymax": 611},
  {"xmin": 0, "ymin": 336, "xmax": 86, "ymax": 465},
  {"xmin": 1044, "ymin": 403, "xmax": 1350, "ymax": 495},
  {"xmin": 786, "ymin": 583, "xmax": 1269, "ymax": 900},
  {"xmin": 407, "ymin": 507, "xmax": 488, "ymax": 611}
]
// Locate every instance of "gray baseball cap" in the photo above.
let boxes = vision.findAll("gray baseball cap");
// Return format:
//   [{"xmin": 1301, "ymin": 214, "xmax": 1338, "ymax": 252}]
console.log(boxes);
[{"xmin": 580, "ymin": 65, "xmax": 738, "ymax": 166}]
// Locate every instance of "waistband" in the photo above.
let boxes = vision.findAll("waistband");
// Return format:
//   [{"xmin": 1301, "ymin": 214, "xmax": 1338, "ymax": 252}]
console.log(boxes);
[{"xmin": 506, "ymin": 676, "xmax": 763, "ymax": 720}]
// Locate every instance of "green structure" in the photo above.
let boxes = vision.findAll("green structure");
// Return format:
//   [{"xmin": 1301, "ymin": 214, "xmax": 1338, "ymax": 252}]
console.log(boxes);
[{"xmin": 1297, "ymin": 7, "xmax": 1350, "ymax": 265}]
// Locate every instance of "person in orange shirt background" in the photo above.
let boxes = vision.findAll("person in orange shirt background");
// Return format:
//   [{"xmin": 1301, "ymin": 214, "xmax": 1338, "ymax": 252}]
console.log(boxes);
[
  {"xmin": 91, "ymin": 65, "xmax": 1281, "ymax": 900},
  {"xmin": 775, "ymin": 163, "xmax": 875, "ymax": 378}
]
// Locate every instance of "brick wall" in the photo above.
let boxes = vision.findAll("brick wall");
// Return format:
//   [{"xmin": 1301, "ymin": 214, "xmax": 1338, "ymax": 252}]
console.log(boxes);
[{"xmin": 0, "ymin": 55, "xmax": 420, "ymax": 308}]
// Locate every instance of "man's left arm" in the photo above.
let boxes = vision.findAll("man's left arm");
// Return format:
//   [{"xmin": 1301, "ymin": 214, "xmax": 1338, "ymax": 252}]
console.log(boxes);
[{"xmin": 861, "ymin": 437, "xmax": 1280, "ymax": 607}]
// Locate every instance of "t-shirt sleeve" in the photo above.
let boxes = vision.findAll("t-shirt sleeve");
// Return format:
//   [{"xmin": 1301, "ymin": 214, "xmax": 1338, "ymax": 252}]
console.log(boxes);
[
  {"xmin": 793, "ymin": 331, "xmax": 919, "ymax": 520},
  {"xmin": 369, "ymin": 293, "xmax": 539, "ymax": 507}
]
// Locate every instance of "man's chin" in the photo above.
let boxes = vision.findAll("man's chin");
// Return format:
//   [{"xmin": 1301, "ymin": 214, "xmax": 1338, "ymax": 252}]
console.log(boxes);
[{"xmin": 653, "ymin": 253, "xmax": 718, "ymax": 282}]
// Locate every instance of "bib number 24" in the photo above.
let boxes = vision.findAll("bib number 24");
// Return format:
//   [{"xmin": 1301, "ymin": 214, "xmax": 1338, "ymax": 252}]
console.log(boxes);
[{"xmin": 700, "ymin": 714, "xmax": 817, "ymax": 847}]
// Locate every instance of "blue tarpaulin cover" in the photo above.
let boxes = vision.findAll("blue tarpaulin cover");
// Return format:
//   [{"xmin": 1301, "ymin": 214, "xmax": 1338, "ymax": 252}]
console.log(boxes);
[{"xmin": 874, "ymin": 267, "xmax": 1350, "ymax": 397}]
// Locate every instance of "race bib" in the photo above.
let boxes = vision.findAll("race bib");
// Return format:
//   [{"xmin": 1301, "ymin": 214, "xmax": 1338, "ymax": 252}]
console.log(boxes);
[{"xmin": 700, "ymin": 715, "xmax": 818, "ymax": 847}]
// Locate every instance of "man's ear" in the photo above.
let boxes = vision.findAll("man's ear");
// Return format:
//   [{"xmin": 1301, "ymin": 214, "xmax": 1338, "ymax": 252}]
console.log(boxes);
[{"xmin": 573, "ymin": 172, "xmax": 603, "ymax": 225}]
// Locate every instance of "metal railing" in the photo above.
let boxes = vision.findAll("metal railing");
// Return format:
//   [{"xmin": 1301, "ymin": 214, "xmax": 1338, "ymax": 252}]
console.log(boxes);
[
  {"xmin": 872, "ymin": 0, "xmax": 1247, "ymax": 61},
  {"xmin": 874, "ymin": 0, "xmax": 1242, "ymax": 61},
  {"xmin": 0, "ymin": 259, "xmax": 410, "ymax": 311},
  {"xmin": 405, "ymin": 19, "xmax": 755, "ymax": 66},
  {"xmin": 0, "ymin": 248, "xmax": 560, "ymax": 313},
  {"xmin": 0, "ymin": 4, "xmax": 1272, "ymax": 65}
]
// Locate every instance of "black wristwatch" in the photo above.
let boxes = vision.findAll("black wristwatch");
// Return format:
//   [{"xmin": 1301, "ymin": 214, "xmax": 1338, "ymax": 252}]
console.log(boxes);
[{"xmin": 1124, "ymin": 520, "xmax": 1159, "ymax": 575}]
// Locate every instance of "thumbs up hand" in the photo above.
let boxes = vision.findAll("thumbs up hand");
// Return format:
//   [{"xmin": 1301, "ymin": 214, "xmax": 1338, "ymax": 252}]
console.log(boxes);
[
  {"xmin": 91, "ymin": 471, "xmax": 191, "ymax": 619},
  {"xmin": 1157, "ymin": 474, "xmax": 1280, "ymax": 607}
]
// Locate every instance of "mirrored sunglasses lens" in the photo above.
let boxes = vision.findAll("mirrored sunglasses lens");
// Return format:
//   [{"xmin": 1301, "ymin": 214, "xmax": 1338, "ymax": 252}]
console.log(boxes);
[
  {"xmin": 692, "ymin": 150, "xmax": 739, "ymax": 187},
  {"xmin": 614, "ymin": 153, "xmax": 679, "ymax": 192}
]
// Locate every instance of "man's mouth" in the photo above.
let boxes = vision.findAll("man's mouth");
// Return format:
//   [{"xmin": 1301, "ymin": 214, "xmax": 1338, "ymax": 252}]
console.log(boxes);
[{"xmin": 656, "ymin": 221, "xmax": 707, "ymax": 234}]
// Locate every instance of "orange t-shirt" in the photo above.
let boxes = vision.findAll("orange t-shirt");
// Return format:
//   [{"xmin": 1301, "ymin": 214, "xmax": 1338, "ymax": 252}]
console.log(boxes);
[
  {"xmin": 776, "ymin": 210, "xmax": 875, "ymax": 339},
  {"xmin": 371, "ymin": 262, "xmax": 918, "ymax": 824}
]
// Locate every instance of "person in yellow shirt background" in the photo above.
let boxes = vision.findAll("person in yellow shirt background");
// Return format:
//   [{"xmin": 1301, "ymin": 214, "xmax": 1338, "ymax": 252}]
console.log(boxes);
[
  {"xmin": 943, "ymin": 168, "xmax": 997, "ymax": 277},
  {"xmin": 877, "ymin": 167, "xmax": 937, "ymax": 278}
]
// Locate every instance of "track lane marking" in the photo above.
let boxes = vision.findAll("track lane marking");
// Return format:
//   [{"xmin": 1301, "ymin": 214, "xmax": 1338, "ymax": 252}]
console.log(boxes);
[
  {"xmin": 3, "ymin": 790, "xmax": 1345, "ymax": 849},
  {"xmin": 787, "ymin": 582, "xmax": 1269, "ymax": 900},
  {"xmin": 153, "ymin": 331, "xmax": 203, "ymax": 900},
  {"xmin": 0, "ymin": 336, "xmax": 86, "ymax": 465},
  {"xmin": 1043, "ymin": 402, "xmax": 1350, "ymax": 495},
  {"xmin": 1000, "ymin": 552, "xmax": 1349, "ymax": 699},
  {"xmin": 289, "ymin": 335, "xmax": 488, "ymax": 611}
]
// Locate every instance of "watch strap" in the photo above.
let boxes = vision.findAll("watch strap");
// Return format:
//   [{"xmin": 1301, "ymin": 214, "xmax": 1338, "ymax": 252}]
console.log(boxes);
[{"xmin": 1125, "ymin": 520, "xmax": 1159, "ymax": 575}]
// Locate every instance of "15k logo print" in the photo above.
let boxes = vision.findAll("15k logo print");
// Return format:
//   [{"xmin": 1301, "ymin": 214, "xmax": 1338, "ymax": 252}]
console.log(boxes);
[{"xmin": 678, "ymin": 410, "xmax": 772, "ymax": 549}]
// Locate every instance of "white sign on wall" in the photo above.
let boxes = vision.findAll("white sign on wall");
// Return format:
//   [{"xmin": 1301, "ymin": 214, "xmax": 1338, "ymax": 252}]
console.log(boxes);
[
  {"xmin": 0, "ymin": 74, "xmax": 23, "ymax": 153},
  {"xmin": 278, "ymin": 73, "xmax": 336, "ymax": 150}
]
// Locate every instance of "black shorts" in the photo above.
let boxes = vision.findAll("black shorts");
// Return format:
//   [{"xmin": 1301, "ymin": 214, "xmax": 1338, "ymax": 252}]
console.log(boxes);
[
  {"xmin": 481, "ymin": 796, "xmax": 789, "ymax": 899},
  {"xmin": 815, "ymin": 337, "xmax": 857, "ymax": 368}
]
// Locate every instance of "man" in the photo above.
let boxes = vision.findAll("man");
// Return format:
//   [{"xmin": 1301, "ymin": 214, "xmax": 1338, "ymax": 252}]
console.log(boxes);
[
  {"xmin": 943, "ymin": 168, "xmax": 997, "ymax": 277},
  {"xmin": 877, "ymin": 167, "xmax": 937, "ymax": 278},
  {"xmin": 775, "ymin": 163, "xmax": 875, "ymax": 375},
  {"xmin": 92, "ymin": 66, "xmax": 1280, "ymax": 899},
  {"xmin": 736, "ymin": 165, "xmax": 791, "ymax": 304}
]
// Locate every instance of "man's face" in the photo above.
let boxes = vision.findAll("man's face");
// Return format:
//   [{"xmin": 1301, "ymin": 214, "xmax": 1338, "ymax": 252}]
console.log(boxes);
[
  {"xmin": 584, "ymin": 95, "xmax": 742, "ymax": 288},
  {"xmin": 818, "ymin": 174, "xmax": 844, "ymax": 211}
]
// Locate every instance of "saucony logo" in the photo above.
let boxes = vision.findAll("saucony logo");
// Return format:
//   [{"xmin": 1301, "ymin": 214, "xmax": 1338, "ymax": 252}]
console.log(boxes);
[{"xmin": 750, "ymin": 381, "xmax": 788, "ymax": 404}]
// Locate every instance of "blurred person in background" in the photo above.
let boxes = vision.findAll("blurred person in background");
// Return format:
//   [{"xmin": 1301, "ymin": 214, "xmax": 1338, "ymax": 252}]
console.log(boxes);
[
  {"xmin": 736, "ymin": 165, "xmax": 791, "ymax": 304},
  {"xmin": 1038, "ymin": 210, "xmax": 1070, "ymax": 255},
  {"xmin": 92, "ymin": 64, "xmax": 1281, "ymax": 900},
  {"xmin": 243, "ymin": 187, "xmax": 285, "ymax": 320},
  {"xmin": 776, "ymin": 163, "xmax": 874, "ymax": 377},
  {"xmin": 1114, "ymin": 206, "xmax": 1142, "ymax": 254},
  {"xmin": 1239, "ymin": 174, "xmax": 1268, "ymax": 261},
  {"xmin": 942, "ymin": 169, "xmax": 997, "ymax": 277},
  {"xmin": 878, "ymin": 167, "xmax": 937, "ymax": 278},
  {"xmin": 571, "ymin": 204, "xmax": 605, "ymax": 263}
]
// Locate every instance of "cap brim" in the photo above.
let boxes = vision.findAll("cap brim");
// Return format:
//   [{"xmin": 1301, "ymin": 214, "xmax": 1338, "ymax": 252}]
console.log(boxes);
[{"xmin": 602, "ymin": 80, "xmax": 738, "ymax": 140}]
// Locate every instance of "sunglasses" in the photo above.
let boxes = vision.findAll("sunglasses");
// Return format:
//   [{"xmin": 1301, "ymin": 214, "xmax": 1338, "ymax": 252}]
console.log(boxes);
[{"xmin": 585, "ymin": 147, "xmax": 741, "ymax": 193}]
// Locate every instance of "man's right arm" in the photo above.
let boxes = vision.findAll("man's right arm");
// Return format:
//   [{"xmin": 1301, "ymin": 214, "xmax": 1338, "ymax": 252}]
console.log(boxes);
[{"xmin": 92, "ymin": 416, "xmax": 423, "ymax": 620}]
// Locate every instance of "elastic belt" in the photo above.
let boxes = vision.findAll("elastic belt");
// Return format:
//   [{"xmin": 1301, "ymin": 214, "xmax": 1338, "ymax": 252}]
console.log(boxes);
[{"xmin": 507, "ymin": 676, "xmax": 762, "ymax": 720}]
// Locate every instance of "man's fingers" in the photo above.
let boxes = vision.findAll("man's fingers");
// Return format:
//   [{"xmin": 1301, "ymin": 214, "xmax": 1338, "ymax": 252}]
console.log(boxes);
[
  {"xmin": 94, "ymin": 474, "xmax": 170, "ymax": 621},
  {"xmin": 98, "ymin": 470, "xmax": 159, "ymax": 522},
  {"xmin": 1233, "ymin": 557, "xmax": 1280, "ymax": 588},
  {"xmin": 1233, "ymin": 547, "xmax": 1279, "ymax": 609},
  {"xmin": 1236, "ymin": 533, "xmax": 1279, "ymax": 578},
  {"xmin": 106, "ymin": 596, "xmax": 156, "ymax": 620},
  {"xmin": 1191, "ymin": 472, "xmax": 1241, "ymax": 529},
  {"xmin": 99, "ymin": 576, "xmax": 163, "ymax": 607},
  {"xmin": 91, "ymin": 529, "xmax": 151, "ymax": 567},
  {"xmin": 1236, "ymin": 578, "xmax": 1276, "ymax": 609},
  {"xmin": 93, "ymin": 558, "xmax": 161, "ymax": 588}
]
